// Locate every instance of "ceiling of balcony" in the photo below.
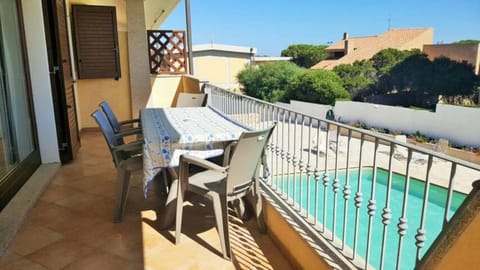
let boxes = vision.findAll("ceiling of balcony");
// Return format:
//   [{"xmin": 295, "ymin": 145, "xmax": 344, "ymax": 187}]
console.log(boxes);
[
  {"xmin": 144, "ymin": 0, "xmax": 180, "ymax": 29},
  {"xmin": 70, "ymin": 0, "xmax": 180, "ymax": 30}
]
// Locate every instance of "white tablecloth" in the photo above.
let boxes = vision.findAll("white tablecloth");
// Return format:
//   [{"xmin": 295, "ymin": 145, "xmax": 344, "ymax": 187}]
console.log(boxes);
[{"xmin": 141, "ymin": 106, "xmax": 248, "ymax": 195}]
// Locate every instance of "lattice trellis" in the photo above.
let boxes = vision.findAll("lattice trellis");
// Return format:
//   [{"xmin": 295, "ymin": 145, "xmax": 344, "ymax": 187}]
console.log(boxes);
[{"xmin": 147, "ymin": 30, "xmax": 188, "ymax": 74}]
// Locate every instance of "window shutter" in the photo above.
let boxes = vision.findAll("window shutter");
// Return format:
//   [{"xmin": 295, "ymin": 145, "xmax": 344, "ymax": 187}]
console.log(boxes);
[{"xmin": 72, "ymin": 5, "xmax": 121, "ymax": 79}]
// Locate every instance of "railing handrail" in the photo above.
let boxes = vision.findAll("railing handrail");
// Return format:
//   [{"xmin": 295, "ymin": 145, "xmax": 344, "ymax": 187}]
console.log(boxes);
[{"xmin": 205, "ymin": 83, "xmax": 480, "ymax": 172}]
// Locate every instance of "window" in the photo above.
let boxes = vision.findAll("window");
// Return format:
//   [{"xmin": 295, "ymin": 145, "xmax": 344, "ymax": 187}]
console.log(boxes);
[{"xmin": 72, "ymin": 5, "xmax": 120, "ymax": 79}]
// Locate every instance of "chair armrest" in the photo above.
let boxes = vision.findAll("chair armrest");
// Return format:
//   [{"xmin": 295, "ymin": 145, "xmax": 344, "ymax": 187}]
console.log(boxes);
[
  {"xmin": 112, "ymin": 140, "xmax": 143, "ymax": 153},
  {"xmin": 111, "ymin": 140, "xmax": 142, "ymax": 166},
  {"xmin": 114, "ymin": 128, "xmax": 143, "ymax": 139},
  {"xmin": 180, "ymin": 154, "xmax": 228, "ymax": 173},
  {"xmin": 118, "ymin": 118, "xmax": 140, "ymax": 126}
]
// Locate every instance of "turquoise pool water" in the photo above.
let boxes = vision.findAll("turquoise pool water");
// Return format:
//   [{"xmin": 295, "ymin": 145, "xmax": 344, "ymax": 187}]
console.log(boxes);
[{"xmin": 275, "ymin": 168, "xmax": 466, "ymax": 269}]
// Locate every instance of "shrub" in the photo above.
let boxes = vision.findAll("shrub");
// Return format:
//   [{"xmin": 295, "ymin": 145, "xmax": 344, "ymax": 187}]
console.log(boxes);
[
  {"xmin": 237, "ymin": 61, "xmax": 305, "ymax": 102},
  {"xmin": 286, "ymin": 69, "xmax": 350, "ymax": 105}
]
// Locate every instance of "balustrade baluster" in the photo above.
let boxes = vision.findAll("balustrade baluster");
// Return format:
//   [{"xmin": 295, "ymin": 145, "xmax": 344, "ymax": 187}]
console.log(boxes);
[
  {"xmin": 396, "ymin": 149, "xmax": 412, "ymax": 270},
  {"xmin": 353, "ymin": 133, "xmax": 365, "ymax": 260},
  {"xmin": 365, "ymin": 139, "xmax": 379, "ymax": 268},
  {"xmin": 332, "ymin": 125, "xmax": 341, "ymax": 241},
  {"xmin": 322, "ymin": 123, "xmax": 330, "ymax": 233},
  {"xmin": 415, "ymin": 155, "xmax": 434, "ymax": 267},
  {"xmin": 379, "ymin": 143, "xmax": 395, "ymax": 270},
  {"xmin": 443, "ymin": 163, "xmax": 457, "ymax": 226},
  {"xmin": 342, "ymin": 129, "xmax": 352, "ymax": 251}
]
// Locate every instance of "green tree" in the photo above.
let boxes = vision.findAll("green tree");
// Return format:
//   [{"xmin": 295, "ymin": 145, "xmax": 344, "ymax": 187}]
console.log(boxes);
[
  {"xmin": 370, "ymin": 48, "xmax": 423, "ymax": 75},
  {"xmin": 430, "ymin": 57, "xmax": 477, "ymax": 96},
  {"xmin": 453, "ymin": 40, "xmax": 480, "ymax": 44},
  {"xmin": 281, "ymin": 44, "xmax": 328, "ymax": 68},
  {"xmin": 379, "ymin": 53, "xmax": 432, "ymax": 94},
  {"xmin": 286, "ymin": 69, "xmax": 349, "ymax": 105},
  {"xmin": 333, "ymin": 60, "xmax": 376, "ymax": 98},
  {"xmin": 237, "ymin": 61, "xmax": 305, "ymax": 102}
]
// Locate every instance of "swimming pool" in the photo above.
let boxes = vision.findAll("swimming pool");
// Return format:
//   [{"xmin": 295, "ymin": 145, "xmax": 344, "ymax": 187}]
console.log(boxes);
[{"xmin": 275, "ymin": 167, "xmax": 466, "ymax": 269}]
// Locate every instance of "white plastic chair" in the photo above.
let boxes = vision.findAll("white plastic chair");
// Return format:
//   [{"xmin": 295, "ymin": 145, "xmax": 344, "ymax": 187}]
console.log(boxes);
[
  {"xmin": 175, "ymin": 93, "xmax": 207, "ymax": 107},
  {"xmin": 175, "ymin": 125, "xmax": 275, "ymax": 260}
]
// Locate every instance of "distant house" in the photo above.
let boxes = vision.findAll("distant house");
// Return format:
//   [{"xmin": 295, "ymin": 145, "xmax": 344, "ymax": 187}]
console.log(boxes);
[
  {"xmin": 311, "ymin": 28, "xmax": 434, "ymax": 70},
  {"xmin": 423, "ymin": 43, "xmax": 480, "ymax": 75},
  {"xmin": 253, "ymin": 56, "xmax": 292, "ymax": 66},
  {"xmin": 192, "ymin": 44, "xmax": 256, "ymax": 90}
]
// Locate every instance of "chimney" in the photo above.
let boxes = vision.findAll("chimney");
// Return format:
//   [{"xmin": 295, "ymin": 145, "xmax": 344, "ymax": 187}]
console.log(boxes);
[
  {"xmin": 343, "ymin": 32, "xmax": 349, "ymax": 40},
  {"xmin": 344, "ymin": 39, "xmax": 354, "ymax": 55}
]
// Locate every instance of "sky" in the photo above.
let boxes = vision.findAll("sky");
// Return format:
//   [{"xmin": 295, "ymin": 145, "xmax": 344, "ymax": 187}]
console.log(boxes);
[{"xmin": 161, "ymin": 0, "xmax": 480, "ymax": 56}]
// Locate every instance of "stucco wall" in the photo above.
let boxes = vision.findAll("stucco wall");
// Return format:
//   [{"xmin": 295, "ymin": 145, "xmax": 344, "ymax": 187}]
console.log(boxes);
[
  {"xmin": 263, "ymin": 201, "xmax": 332, "ymax": 270},
  {"xmin": 76, "ymin": 31, "xmax": 131, "ymax": 129},
  {"xmin": 400, "ymin": 28, "xmax": 434, "ymax": 51},
  {"xmin": 193, "ymin": 53, "xmax": 249, "ymax": 90},
  {"xmin": 434, "ymin": 211, "xmax": 480, "ymax": 269},
  {"xmin": 147, "ymin": 75, "xmax": 200, "ymax": 108},
  {"xmin": 276, "ymin": 100, "xmax": 333, "ymax": 120},
  {"xmin": 334, "ymin": 102, "xmax": 480, "ymax": 147},
  {"xmin": 278, "ymin": 100, "xmax": 480, "ymax": 148}
]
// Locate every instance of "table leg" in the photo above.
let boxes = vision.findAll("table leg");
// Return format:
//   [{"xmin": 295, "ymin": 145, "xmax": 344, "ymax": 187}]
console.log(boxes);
[{"xmin": 157, "ymin": 178, "xmax": 178, "ymax": 230}]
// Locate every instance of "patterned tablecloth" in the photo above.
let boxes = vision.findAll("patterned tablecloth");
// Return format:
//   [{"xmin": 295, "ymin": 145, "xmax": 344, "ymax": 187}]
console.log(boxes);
[{"xmin": 141, "ymin": 106, "xmax": 248, "ymax": 195}]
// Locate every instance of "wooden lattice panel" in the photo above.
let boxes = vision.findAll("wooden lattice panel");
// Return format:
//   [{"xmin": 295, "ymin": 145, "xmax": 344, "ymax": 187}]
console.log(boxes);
[{"xmin": 147, "ymin": 30, "xmax": 188, "ymax": 74}]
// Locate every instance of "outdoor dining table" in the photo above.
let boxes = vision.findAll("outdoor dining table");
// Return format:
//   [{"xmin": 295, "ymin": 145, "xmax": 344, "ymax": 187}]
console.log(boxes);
[{"xmin": 141, "ymin": 106, "xmax": 267, "ymax": 230}]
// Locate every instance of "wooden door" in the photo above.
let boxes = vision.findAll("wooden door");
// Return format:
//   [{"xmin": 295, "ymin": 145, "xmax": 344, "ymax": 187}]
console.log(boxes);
[{"xmin": 43, "ymin": 0, "xmax": 80, "ymax": 163}]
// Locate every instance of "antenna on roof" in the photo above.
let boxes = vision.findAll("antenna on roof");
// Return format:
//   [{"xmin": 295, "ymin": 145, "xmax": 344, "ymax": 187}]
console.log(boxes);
[{"xmin": 387, "ymin": 14, "xmax": 392, "ymax": 30}]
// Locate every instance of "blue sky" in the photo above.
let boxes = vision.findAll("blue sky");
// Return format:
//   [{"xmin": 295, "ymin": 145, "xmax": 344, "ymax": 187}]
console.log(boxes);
[{"xmin": 161, "ymin": 0, "xmax": 480, "ymax": 56}]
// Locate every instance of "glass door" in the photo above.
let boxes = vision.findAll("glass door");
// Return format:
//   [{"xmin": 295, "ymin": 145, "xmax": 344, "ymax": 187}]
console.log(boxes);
[{"xmin": 0, "ymin": 0, "xmax": 40, "ymax": 209}]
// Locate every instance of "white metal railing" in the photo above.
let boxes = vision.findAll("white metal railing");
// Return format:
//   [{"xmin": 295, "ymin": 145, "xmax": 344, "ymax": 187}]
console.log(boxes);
[{"xmin": 205, "ymin": 84, "xmax": 480, "ymax": 270}]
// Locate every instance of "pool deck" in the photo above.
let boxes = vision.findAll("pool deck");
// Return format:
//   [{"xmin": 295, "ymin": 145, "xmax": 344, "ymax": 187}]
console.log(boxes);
[{"xmin": 266, "ymin": 122, "xmax": 480, "ymax": 194}]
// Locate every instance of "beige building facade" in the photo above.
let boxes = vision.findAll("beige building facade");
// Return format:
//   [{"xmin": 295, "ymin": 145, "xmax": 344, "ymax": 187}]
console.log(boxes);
[
  {"xmin": 192, "ymin": 44, "xmax": 256, "ymax": 90},
  {"xmin": 424, "ymin": 43, "xmax": 480, "ymax": 75},
  {"xmin": 312, "ymin": 28, "xmax": 434, "ymax": 70}
]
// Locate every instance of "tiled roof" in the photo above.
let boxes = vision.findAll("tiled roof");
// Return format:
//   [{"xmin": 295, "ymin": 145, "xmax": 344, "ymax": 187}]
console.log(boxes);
[{"xmin": 312, "ymin": 28, "xmax": 434, "ymax": 70}]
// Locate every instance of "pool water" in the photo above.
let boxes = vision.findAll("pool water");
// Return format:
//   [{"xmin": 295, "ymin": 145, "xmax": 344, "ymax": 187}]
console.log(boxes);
[{"xmin": 275, "ymin": 168, "xmax": 466, "ymax": 269}]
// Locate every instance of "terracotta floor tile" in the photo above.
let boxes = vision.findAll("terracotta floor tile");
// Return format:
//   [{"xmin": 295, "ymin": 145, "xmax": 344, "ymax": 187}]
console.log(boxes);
[
  {"xmin": 61, "ymin": 252, "xmax": 143, "ymax": 270},
  {"xmin": 63, "ymin": 175, "xmax": 116, "ymax": 198},
  {"xmin": 53, "ymin": 192, "xmax": 105, "ymax": 212},
  {"xmin": 37, "ymin": 185, "xmax": 83, "ymax": 204},
  {"xmin": 4, "ymin": 132, "xmax": 293, "ymax": 270},
  {"xmin": 0, "ymin": 250, "xmax": 21, "ymax": 267},
  {"xmin": 26, "ymin": 239, "xmax": 96, "ymax": 270},
  {"xmin": 1, "ymin": 257, "xmax": 49, "ymax": 270},
  {"xmin": 62, "ymin": 220, "xmax": 120, "ymax": 249},
  {"xmin": 11, "ymin": 226, "xmax": 63, "ymax": 256}
]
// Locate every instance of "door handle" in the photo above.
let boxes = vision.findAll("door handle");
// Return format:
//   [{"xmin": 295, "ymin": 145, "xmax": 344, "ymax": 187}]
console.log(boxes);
[{"xmin": 49, "ymin": 66, "xmax": 60, "ymax": 74}]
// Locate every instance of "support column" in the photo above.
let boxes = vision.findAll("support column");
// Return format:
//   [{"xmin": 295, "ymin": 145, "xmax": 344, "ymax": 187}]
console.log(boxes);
[
  {"xmin": 185, "ymin": 0, "xmax": 194, "ymax": 75},
  {"xmin": 126, "ymin": 0, "xmax": 151, "ymax": 117}
]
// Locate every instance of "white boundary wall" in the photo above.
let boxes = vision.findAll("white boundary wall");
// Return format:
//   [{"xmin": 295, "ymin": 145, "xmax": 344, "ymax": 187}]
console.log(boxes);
[
  {"xmin": 276, "ymin": 100, "xmax": 332, "ymax": 119},
  {"xmin": 279, "ymin": 100, "xmax": 480, "ymax": 148}
]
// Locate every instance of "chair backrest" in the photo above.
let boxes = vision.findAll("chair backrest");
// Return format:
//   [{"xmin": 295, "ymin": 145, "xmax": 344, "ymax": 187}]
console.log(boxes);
[
  {"xmin": 175, "ymin": 93, "xmax": 207, "ymax": 107},
  {"xmin": 226, "ymin": 124, "xmax": 275, "ymax": 198},
  {"xmin": 91, "ymin": 110, "xmax": 124, "ymax": 164},
  {"xmin": 99, "ymin": 101, "xmax": 121, "ymax": 132}
]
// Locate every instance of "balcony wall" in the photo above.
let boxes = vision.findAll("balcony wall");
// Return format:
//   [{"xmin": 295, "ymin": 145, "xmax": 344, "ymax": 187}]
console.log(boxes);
[
  {"xmin": 76, "ymin": 31, "xmax": 132, "ymax": 129},
  {"xmin": 263, "ymin": 200, "xmax": 332, "ymax": 269}
]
